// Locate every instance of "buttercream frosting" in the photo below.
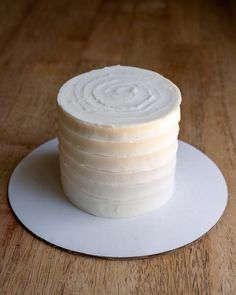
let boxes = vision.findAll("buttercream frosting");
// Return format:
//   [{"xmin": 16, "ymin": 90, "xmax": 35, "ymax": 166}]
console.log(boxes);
[
  {"xmin": 58, "ymin": 65, "xmax": 181, "ymax": 127},
  {"xmin": 57, "ymin": 65, "xmax": 181, "ymax": 218}
]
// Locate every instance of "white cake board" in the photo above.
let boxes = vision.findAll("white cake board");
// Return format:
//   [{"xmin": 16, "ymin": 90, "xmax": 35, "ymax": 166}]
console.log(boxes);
[{"xmin": 8, "ymin": 139, "xmax": 228, "ymax": 258}]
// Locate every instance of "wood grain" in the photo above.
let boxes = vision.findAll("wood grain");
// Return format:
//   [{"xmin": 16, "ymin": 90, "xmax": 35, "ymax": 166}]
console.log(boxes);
[{"xmin": 0, "ymin": 0, "xmax": 236, "ymax": 294}]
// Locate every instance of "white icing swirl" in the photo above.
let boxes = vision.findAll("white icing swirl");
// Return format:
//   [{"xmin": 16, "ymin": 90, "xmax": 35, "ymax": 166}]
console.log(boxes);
[{"xmin": 58, "ymin": 65, "xmax": 181, "ymax": 126}]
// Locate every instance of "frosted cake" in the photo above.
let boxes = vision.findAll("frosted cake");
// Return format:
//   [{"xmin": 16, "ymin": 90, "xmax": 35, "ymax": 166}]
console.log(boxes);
[{"xmin": 57, "ymin": 65, "xmax": 181, "ymax": 218}]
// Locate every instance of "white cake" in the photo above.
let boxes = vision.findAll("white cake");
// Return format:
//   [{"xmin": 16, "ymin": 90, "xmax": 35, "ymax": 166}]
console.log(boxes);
[{"xmin": 57, "ymin": 65, "xmax": 181, "ymax": 218}]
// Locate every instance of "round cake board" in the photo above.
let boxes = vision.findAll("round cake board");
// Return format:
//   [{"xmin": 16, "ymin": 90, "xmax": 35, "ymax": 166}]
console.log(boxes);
[{"xmin": 8, "ymin": 139, "xmax": 228, "ymax": 258}]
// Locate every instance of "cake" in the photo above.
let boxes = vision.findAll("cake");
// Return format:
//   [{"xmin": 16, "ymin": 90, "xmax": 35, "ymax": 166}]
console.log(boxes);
[{"xmin": 57, "ymin": 65, "xmax": 181, "ymax": 218}]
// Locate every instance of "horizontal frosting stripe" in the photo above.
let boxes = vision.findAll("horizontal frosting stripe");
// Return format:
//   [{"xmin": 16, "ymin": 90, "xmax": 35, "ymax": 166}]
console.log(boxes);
[
  {"xmin": 61, "ymin": 169, "xmax": 174, "ymax": 200},
  {"xmin": 59, "ymin": 139, "xmax": 178, "ymax": 172},
  {"xmin": 58, "ymin": 106, "xmax": 180, "ymax": 142},
  {"xmin": 61, "ymin": 156, "xmax": 175, "ymax": 189},
  {"xmin": 59, "ymin": 121, "xmax": 179, "ymax": 157},
  {"xmin": 60, "ymin": 152, "xmax": 176, "ymax": 185},
  {"xmin": 61, "ymin": 174, "xmax": 174, "ymax": 218}
]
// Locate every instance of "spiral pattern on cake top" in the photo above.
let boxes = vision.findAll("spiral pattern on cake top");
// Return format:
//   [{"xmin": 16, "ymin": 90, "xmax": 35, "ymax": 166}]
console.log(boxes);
[{"xmin": 58, "ymin": 65, "xmax": 181, "ymax": 126}]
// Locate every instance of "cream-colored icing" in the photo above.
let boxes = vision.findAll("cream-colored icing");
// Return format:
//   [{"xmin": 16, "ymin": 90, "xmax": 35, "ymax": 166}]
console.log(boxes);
[
  {"xmin": 57, "ymin": 65, "xmax": 181, "ymax": 218},
  {"xmin": 61, "ymin": 167, "xmax": 175, "ymax": 200},
  {"xmin": 61, "ymin": 173, "xmax": 174, "ymax": 218},
  {"xmin": 59, "ymin": 139, "xmax": 178, "ymax": 172},
  {"xmin": 58, "ymin": 65, "xmax": 181, "ymax": 127},
  {"xmin": 58, "ymin": 105, "xmax": 180, "ymax": 141},
  {"xmin": 59, "ymin": 153, "xmax": 176, "ymax": 185},
  {"xmin": 59, "ymin": 120, "xmax": 179, "ymax": 156}
]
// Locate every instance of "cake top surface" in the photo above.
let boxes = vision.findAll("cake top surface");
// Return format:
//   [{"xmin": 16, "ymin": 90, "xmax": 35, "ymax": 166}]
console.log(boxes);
[{"xmin": 57, "ymin": 65, "xmax": 181, "ymax": 127}]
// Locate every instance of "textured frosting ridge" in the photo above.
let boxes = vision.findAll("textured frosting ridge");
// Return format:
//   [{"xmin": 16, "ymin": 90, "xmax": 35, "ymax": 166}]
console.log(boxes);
[
  {"xmin": 57, "ymin": 65, "xmax": 181, "ymax": 218},
  {"xmin": 58, "ymin": 65, "xmax": 181, "ymax": 126}
]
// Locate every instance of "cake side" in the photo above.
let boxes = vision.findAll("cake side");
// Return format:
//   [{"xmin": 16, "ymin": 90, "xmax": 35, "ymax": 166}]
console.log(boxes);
[{"xmin": 58, "ymin": 105, "xmax": 180, "ymax": 141}]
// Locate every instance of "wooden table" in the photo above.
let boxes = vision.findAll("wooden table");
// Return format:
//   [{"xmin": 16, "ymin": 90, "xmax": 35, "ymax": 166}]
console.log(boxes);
[{"xmin": 0, "ymin": 0, "xmax": 235, "ymax": 294}]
